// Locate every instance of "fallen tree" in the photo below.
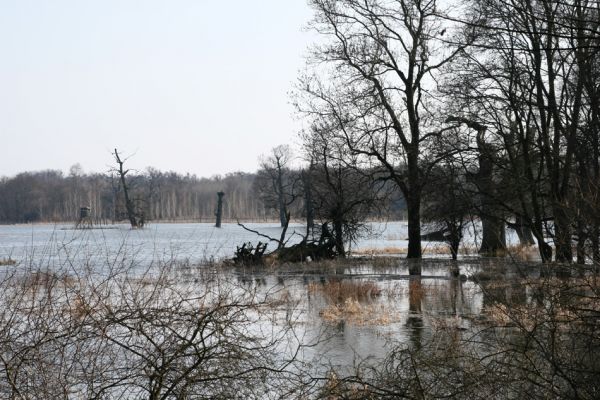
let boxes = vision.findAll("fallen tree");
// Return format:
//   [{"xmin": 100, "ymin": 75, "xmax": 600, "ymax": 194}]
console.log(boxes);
[{"xmin": 233, "ymin": 221, "xmax": 337, "ymax": 266}]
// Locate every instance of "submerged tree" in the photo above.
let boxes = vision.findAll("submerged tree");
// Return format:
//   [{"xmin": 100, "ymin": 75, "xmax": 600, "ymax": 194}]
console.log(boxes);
[
  {"xmin": 112, "ymin": 149, "xmax": 145, "ymax": 228},
  {"xmin": 305, "ymin": 125, "xmax": 387, "ymax": 257}
]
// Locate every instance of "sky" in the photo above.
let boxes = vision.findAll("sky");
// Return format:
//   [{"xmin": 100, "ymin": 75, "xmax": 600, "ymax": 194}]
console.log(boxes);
[{"xmin": 0, "ymin": 0, "xmax": 313, "ymax": 178}]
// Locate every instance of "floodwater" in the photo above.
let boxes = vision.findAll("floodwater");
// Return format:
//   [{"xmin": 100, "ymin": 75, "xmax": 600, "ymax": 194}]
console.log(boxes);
[
  {"xmin": 0, "ymin": 220, "xmax": 511, "ymax": 267},
  {"xmin": 223, "ymin": 259, "xmax": 489, "ymax": 373},
  {"xmin": 0, "ymin": 221, "xmax": 408, "ymax": 268},
  {"xmin": 0, "ymin": 222, "xmax": 523, "ymax": 372}
]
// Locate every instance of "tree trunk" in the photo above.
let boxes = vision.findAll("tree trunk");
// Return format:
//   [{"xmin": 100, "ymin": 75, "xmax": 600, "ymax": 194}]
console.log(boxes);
[
  {"xmin": 477, "ymin": 142, "xmax": 506, "ymax": 255},
  {"xmin": 113, "ymin": 149, "xmax": 138, "ymax": 229},
  {"xmin": 512, "ymin": 214, "xmax": 536, "ymax": 246},
  {"xmin": 215, "ymin": 192, "xmax": 224, "ymax": 228},
  {"xmin": 447, "ymin": 223, "xmax": 461, "ymax": 261},
  {"xmin": 480, "ymin": 217, "xmax": 506, "ymax": 255},
  {"xmin": 303, "ymin": 170, "xmax": 314, "ymax": 231},
  {"xmin": 406, "ymin": 192, "xmax": 422, "ymax": 259},
  {"xmin": 576, "ymin": 224, "xmax": 587, "ymax": 265},
  {"xmin": 277, "ymin": 164, "xmax": 287, "ymax": 228},
  {"xmin": 554, "ymin": 205, "xmax": 573, "ymax": 262},
  {"xmin": 530, "ymin": 224, "xmax": 553, "ymax": 262},
  {"xmin": 406, "ymin": 151, "xmax": 422, "ymax": 259},
  {"xmin": 333, "ymin": 218, "xmax": 345, "ymax": 258}
]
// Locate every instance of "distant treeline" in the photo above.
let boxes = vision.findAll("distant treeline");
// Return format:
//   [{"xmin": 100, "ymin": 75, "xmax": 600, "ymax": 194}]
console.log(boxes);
[
  {"xmin": 0, "ymin": 168, "xmax": 406, "ymax": 224},
  {"xmin": 0, "ymin": 169, "xmax": 266, "ymax": 224}
]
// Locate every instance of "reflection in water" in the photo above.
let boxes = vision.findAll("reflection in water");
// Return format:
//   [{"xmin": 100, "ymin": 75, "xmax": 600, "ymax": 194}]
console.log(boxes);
[
  {"xmin": 406, "ymin": 276, "xmax": 424, "ymax": 348},
  {"xmin": 449, "ymin": 269, "xmax": 459, "ymax": 316},
  {"xmin": 408, "ymin": 259, "xmax": 422, "ymax": 276},
  {"xmin": 255, "ymin": 277, "xmax": 266, "ymax": 286},
  {"xmin": 223, "ymin": 258, "xmax": 553, "ymax": 373},
  {"xmin": 405, "ymin": 258, "xmax": 425, "ymax": 349}
]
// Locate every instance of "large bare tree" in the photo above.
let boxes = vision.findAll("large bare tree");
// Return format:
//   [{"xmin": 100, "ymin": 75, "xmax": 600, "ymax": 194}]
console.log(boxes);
[{"xmin": 298, "ymin": 0, "xmax": 469, "ymax": 258}]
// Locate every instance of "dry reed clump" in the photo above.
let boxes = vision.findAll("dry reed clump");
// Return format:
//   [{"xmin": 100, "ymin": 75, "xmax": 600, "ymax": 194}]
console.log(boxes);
[
  {"xmin": 486, "ymin": 244, "xmax": 540, "ymax": 261},
  {"xmin": 0, "ymin": 257, "xmax": 16, "ymax": 266},
  {"xmin": 482, "ymin": 275, "xmax": 600, "ymax": 331},
  {"xmin": 69, "ymin": 292, "xmax": 95, "ymax": 322},
  {"xmin": 309, "ymin": 280, "xmax": 400, "ymax": 325},
  {"xmin": 482, "ymin": 302, "xmax": 567, "ymax": 331},
  {"xmin": 421, "ymin": 244, "xmax": 478, "ymax": 256},
  {"xmin": 369, "ymin": 256, "xmax": 399, "ymax": 268},
  {"xmin": 353, "ymin": 247, "xmax": 407, "ymax": 256},
  {"xmin": 353, "ymin": 245, "xmax": 479, "ymax": 257},
  {"xmin": 308, "ymin": 280, "xmax": 381, "ymax": 304},
  {"xmin": 319, "ymin": 298, "xmax": 398, "ymax": 325},
  {"xmin": 504, "ymin": 244, "xmax": 539, "ymax": 261},
  {"xmin": 482, "ymin": 244, "xmax": 539, "ymax": 260}
]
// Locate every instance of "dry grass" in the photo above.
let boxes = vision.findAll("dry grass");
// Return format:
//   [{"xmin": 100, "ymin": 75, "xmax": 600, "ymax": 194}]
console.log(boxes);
[
  {"xmin": 0, "ymin": 257, "xmax": 16, "ymax": 266},
  {"xmin": 353, "ymin": 246, "xmax": 407, "ymax": 256},
  {"xmin": 309, "ymin": 280, "xmax": 400, "ymax": 325},
  {"xmin": 353, "ymin": 245, "xmax": 478, "ymax": 257},
  {"xmin": 369, "ymin": 256, "xmax": 400, "ymax": 268},
  {"xmin": 385, "ymin": 280, "xmax": 435, "ymax": 301},
  {"xmin": 423, "ymin": 244, "xmax": 478, "ymax": 256},
  {"xmin": 308, "ymin": 280, "xmax": 381, "ymax": 304},
  {"xmin": 504, "ymin": 244, "xmax": 539, "ymax": 261},
  {"xmin": 319, "ymin": 298, "xmax": 398, "ymax": 325},
  {"xmin": 18, "ymin": 271, "xmax": 77, "ymax": 290}
]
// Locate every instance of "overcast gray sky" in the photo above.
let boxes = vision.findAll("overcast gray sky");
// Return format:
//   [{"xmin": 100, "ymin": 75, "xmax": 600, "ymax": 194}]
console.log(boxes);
[{"xmin": 0, "ymin": 0, "xmax": 312, "ymax": 177}]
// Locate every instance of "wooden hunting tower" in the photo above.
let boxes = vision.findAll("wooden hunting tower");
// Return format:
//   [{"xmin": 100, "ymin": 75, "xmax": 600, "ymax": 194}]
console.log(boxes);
[{"xmin": 76, "ymin": 206, "xmax": 93, "ymax": 229}]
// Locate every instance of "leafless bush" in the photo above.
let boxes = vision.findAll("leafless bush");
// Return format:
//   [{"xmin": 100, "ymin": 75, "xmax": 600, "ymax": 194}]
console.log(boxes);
[
  {"xmin": 0, "ymin": 259, "xmax": 311, "ymax": 399},
  {"xmin": 318, "ymin": 267, "xmax": 600, "ymax": 399}
]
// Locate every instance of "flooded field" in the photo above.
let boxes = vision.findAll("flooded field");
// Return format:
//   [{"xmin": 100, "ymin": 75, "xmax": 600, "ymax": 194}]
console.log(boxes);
[
  {"xmin": 0, "ymin": 221, "xmax": 519, "ymax": 268},
  {"xmin": 0, "ymin": 222, "xmax": 537, "ymax": 364},
  {"xmin": 0, "ymin": 222, "xmax": 596, "ymax": 398}
]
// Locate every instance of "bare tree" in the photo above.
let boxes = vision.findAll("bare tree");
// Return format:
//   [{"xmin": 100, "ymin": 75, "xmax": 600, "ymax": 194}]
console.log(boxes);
[
  {"xmin": 112, "ymin": 149, "xmax": 145, "ymax": 228},
  {"xmin": 297, "ymin": 0, "xmax": 471, "ymax": 258},
  {"xmin": 255, "ymin": 145, "xmax": 300, "ymax": 227},
  {"xmin": 304, "ymin": 124, "xmax": 387, "ymax": 258}
]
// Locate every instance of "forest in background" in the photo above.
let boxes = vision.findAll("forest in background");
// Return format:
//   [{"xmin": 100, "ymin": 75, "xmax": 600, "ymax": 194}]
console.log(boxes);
[
  {"xmin": 0, "ymin": 167, "xmax": 274, "ymax": 224},
  {"xmin": 0, "ymin": 165, "xmax": 406, "ymax": 224}
]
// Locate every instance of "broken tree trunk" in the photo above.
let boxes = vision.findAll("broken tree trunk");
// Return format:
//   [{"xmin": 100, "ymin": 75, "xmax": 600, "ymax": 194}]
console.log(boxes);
[
  {"xmin": 215, "ymin": 192, "xmax": 224, "ymax": 228},
  {"xmin": 113, "ymin": 149, "xmax": 139, "ymax": 229}
]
